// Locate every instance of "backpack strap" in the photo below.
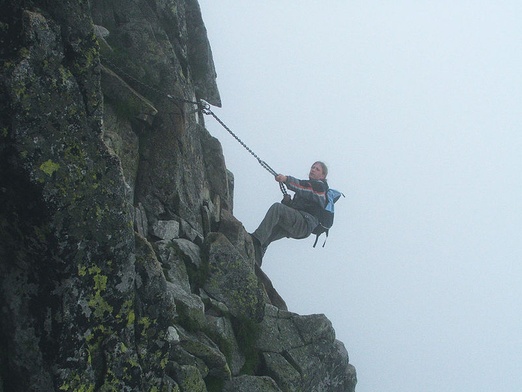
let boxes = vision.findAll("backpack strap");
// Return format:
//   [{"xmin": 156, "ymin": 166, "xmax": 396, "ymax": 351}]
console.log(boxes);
[
  {"xmin": 321, "ymin": 230, "xmax": 329, "ymax": 248},
  {"xmin": 312, "ymin": 229, "xmax": 329, "ymax": 248},
  {"xmin": 313, "ymin": 233, "xmax": 320, "ymax": 248}
]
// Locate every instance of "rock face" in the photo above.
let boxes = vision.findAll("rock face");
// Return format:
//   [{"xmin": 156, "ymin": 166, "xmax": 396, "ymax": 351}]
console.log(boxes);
[{"xmin": 0, "ymin": 0, "xmax": 357, "ymax": 391}]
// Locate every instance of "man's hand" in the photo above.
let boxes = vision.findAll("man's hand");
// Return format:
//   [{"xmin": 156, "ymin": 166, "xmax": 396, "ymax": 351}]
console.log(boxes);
[{"xmin": 275, "ymin": 174, "xmax": 287, "ymax": 183}]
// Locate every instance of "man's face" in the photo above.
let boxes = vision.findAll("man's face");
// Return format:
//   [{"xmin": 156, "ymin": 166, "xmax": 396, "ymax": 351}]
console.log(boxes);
[{"xmin": 309, "ymin": 163, "xmax": 326, "ymax": 180}]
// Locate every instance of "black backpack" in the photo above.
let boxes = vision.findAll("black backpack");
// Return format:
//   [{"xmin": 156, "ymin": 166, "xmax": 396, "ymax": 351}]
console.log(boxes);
[{"xmin": 312, "ymin": 188, "xmax": 344, "ymax": 247}]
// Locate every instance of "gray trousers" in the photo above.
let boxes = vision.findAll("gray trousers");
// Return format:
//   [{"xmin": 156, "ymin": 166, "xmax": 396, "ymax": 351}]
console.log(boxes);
[{"xmin": 253, "ymin": 203, "xmax": 315, "ymax": 250}]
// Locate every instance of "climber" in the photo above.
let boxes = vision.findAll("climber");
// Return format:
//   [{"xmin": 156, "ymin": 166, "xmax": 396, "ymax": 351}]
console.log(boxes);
[{"xmin": 250, "ymin": 161, "xmax": 328, "ymax": 266}]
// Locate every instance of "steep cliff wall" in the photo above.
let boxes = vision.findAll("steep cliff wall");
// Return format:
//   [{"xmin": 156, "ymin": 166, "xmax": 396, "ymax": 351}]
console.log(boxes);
[{"xmin": 0, "ymin": 1, "xmax": 357, "ymax": 391}]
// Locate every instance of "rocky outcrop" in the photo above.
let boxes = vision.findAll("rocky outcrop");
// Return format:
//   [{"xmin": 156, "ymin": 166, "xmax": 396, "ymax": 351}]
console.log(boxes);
[{"xmin": 0, "ymin": 0, "xmax": 356, "ymax": 391}]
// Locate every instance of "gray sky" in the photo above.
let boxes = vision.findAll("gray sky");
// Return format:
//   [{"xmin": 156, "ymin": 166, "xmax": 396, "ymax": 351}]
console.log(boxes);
[{"xmin": 198, "ymin": 2, "xmax": 522, "ymax": 391}]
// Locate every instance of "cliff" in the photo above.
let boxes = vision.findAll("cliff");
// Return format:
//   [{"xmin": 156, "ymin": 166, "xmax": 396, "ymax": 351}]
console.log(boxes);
[{"xmin": 0, "ymin": 1, "xmax": 357, "ymax": 391}]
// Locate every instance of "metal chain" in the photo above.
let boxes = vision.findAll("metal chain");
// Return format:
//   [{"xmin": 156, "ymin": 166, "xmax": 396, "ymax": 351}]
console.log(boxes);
[
  {"xmin": 199, "ymin": 101, "xmax": 288, "ymax": 195},
  {"xmin": 100, "ymin": 57, "xmax": 287, "ymax": 195}
]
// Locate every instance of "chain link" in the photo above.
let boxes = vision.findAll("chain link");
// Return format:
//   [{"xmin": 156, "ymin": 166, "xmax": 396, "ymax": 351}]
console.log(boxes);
[{"xmin": 201, "ymin": 102, "xmax": 288, "ymax": 195}]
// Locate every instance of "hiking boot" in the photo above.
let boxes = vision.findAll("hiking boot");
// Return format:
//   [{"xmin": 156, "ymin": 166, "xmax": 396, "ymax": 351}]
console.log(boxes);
[{"xmin": 250, "ymin": 234, "xmax": 263, "ymax": 267}]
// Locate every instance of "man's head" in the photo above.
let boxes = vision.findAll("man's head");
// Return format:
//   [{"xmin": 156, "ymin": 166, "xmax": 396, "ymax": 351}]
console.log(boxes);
[{"xmin": 309, "ymin": 161, "xmax": 328, "ymax": 180}]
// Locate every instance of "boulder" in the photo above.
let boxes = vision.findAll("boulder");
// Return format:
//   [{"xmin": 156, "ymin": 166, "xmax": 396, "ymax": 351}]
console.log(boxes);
[
  {"xmin": 177, "ymin": 328, "xmax": 231, "ymax": 380},
  {"xmin": 205, "ymin": 315, "xmax": 245, "ymax": 376},
  {"xmin": 151, "ymin": 220, "xmax": 181, "ymax": 241},
  {"xmin": 203, "ymin": 232, "xmax": 265, "ymax": 322},
  {"xmin": 256, "ymin": 305, "xmax": 357, "ymax": 392}
]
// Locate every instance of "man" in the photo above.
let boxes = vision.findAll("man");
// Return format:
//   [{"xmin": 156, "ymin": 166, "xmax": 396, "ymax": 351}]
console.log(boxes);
[{"xmin": 251, "ymin": 161, "xmax": 328, "ymax": 266}]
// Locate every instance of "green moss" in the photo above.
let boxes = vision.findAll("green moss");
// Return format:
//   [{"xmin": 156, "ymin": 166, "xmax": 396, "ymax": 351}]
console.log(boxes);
[
  {"xmin": 80, "ymin": 321, "xmax": 140, "ymax": 390},
  {"xmin": 230, "ymin": 274, "xmax": 260, "ymax": 310},
  {"xmin": 70, "ymin": 37, "xmax": 100, "ymax": 76},
  {"xmin": 39, "ymin": 159, "xmax": 60, "ymax": 176},
  {"xmin": 54, "ymin": 65, "xmax": 75, "ymax": 93},
  {"xmin": 78, "ymin": 265, "xmax": 88, "ymax": 277},
  {"xmin": 137, "ymin": 316, "xmax": 154, "ymax": 338},
  {"xmin": 123, "ymin": 303, "xmax": 135, "ymax": 327},
  {"xmin": 58, "ymin": 374, "xmax": 95, "ymax": 392},
  {"xmin": 160, "ymin": 357, "xmax": 168, "ymax": 369},
  {"xmin": 19, "ymin": 47, "xmax": 30, "ymax": 58},
  {"xmin": 88, "ymin": 292, "xmax": 114, "ymax": 319},
  {"xmin": 93, "ymin": 272, "xmax": 108, "ymax": 291},
  {"xmin": 85, "ymin": 36, "xmax": 99, "ymax": 67},
  {"xmin": 138, "ymin": 316, "xmax": 151, "ymax": 329},
  {"xmin": 78, "ymin": 264, "xmax": 116, "ymax": 319}
]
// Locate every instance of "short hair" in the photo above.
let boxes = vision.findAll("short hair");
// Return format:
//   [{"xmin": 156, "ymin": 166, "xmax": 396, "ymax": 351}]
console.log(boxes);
[{"xmin": 314, "ymin": 161, "xmax": 328, "ymax": 178}]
